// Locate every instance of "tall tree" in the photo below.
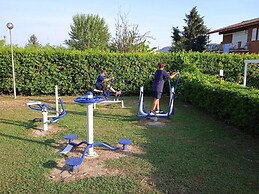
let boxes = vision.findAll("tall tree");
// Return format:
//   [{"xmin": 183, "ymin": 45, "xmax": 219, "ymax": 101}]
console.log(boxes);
[
  {"xmin": 26, "ymin": 34, "xmax": 41, "ymax": 47},
  {"xmin": 110, "ymin": 12, "xmax": 154, "ymax": 53},
  {"xmin": 170, "ymin": 27, "xmax": 184, "ymax": 52},
  {"xmin": 0, "ymin": 36, "xmax": 6, "ymax": 47},
  {"xmin": 171, "ymin": 6, "xmax": 209, "ymax": 52},
  {"xmin": 65, "ymin": 14, "xmax": 110, "ymax": 50}
]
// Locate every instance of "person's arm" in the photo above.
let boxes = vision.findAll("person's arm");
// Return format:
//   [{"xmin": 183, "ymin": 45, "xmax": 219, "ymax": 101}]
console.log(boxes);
[
  {"xmin": 104, "ymin": 77, "xmax": 113, "ymax": 82},
  {"xmin": 169, "ymin": 72, "xmax": 179, "ymax": 79}
]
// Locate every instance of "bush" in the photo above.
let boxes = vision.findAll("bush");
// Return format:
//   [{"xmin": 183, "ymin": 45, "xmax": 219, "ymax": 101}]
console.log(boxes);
[
  {"xmin": 0, "ymin": 47, "xmax": 258, "ymax": 96},
  {"xmin": 178, "ymin": 72, "xmax": 259, "ymax": 134}
]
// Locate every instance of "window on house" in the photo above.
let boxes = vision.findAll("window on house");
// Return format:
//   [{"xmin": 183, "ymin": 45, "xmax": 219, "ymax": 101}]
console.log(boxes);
[
  {"xmin": 257, "ymin": 29, "xmax": 259, "ymax": 40},
  {"xmin": 251, "ymin": 28, "xmax": 257, "ymax": 41}
]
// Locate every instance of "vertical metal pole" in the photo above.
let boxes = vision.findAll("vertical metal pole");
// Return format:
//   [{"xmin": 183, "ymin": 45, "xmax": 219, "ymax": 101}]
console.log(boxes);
[
  {"xmin": 55, "ymin": 85, "xmax": 59, "ymax": 116},
  {"xmin": 219, "ymin": 69, "xmax": 224, "ymax": 77},
  {"xmin": 138, "ymin": 86, "xmax": 145, "ymax": 115},
  {"xmin": 42, "ymin": 108, "xmax": 48, "ymax": 131},
  {"xmin": 9, "ymin": 29, "xmax": 16, "ymax": 99},
  {"xmin": 87, "ymin": 103, "xmax": 95, "ymax": 156},
  {"xmin": 243, "ymin": 62, "xmax": 247, "ymax": 87}
]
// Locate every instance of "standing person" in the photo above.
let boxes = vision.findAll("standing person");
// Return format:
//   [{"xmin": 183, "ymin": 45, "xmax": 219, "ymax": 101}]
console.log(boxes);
[
  {"xmin": 95, "ymin": 70, "xmax": 121, "ymax": 96},
  {"xmin": 150, "ymin": 62, "xmax": 178, "ymax": 114}
]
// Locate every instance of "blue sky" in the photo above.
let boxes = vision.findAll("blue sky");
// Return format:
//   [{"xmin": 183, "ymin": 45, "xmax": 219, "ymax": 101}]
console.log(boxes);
[{"xmin": 1, "ymin": 0, "xmax": 258, "ymax": 49}]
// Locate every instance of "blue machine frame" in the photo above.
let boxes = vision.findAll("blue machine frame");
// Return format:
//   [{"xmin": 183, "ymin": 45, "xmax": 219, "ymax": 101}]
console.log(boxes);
[
  {"xmin": 94, "ymin": 78, "xmax": 122, "ymax": 101},
  {"xmin": 93, "ymin": 78, "xmax": 124, "ymax": 108},
  {"xmin": 27, "ymin": 98, "xmax": 66, "ymax": 123},
  {"xmin": 136, "ymin": 73, "xmax": 180, "ymax": 118},
  {"xmin": 60, "ymin": 92, "xmax": 131, "ymax": 173}
]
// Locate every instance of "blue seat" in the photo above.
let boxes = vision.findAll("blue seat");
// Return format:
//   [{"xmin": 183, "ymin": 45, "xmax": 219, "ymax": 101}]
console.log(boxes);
[
  {"xmin": 118, "ymin": 138, "xmax": 132, "ymax": 151},
  {"xmin": 64, "ymin": 134, "xmax": 77, "ymax": 143},
  {"xmin": 66, "ymin": 157, "xmax": 83, "ymax": 173},
  {"xmin": 65, "ymin": 144, "xmax": 93, "ymax": 172}
]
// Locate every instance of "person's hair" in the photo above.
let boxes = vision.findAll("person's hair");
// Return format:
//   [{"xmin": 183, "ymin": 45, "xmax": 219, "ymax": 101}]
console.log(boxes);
[
  {"xmin": 101, "ymin": 70, "xmax": 107, "ymax": 74},
  {"xmin": 157, "ymin": 62, "xmax": 166, "ymax": 69}
]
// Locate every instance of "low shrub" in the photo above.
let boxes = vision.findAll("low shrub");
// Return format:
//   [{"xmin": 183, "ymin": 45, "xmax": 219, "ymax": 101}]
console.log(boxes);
[{"xmin": 179, "ymin": 72, "xmax": 259, "ymax": 134}]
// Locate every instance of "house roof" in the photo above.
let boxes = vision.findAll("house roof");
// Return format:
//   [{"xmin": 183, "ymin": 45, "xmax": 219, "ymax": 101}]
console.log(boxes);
[{"xmin": 208, "ymin": 18, "xmax": 259, "ymax": 34}]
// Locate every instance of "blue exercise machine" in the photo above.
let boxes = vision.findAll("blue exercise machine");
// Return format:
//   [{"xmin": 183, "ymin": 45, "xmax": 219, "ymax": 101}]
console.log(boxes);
[
  {"xmin": 93, "ymin": 78, "xmax": 124, "ymax": 108},
  {"xmin": 136, "ymin": 73, "xmax": 180, "ymax": 118},
  {"xmin": 26, "ymin": 85, "xmax": 66, "ymax": 131},
  {"xmin": 60, "ymin": 91, "xmax": 131, "ymax": 173}
]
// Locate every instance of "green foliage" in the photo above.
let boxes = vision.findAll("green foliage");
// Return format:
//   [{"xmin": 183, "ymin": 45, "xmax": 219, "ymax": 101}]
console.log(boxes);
[
  {"xmin": 186, "ymin": 52, "xmax": 259, "ymax": 88},
  {"xmin": 65, "ymin": 14, "xmax": 110, "ymax": 50},
  {"xmin": 110, "ymin": 13, "xmax": 154, "ymax": 53},
  {"xmin": 170, "ymin": 27, "xmax": 184, "ymax": 52},
  {"xmin": 0, "ymin": 47, "xmax": 258, "ymax": 96},
  {"xmin": 0, "ymin": 48, "xmax": 183, "ymax": 96},
  {"xmin": 26, "ymin": 34, "xmax": 41, "ymax": 48},
  {"xmin": 171, "ymin": 6, "xmax": 209, "ymax": 52},
  {"xmin": 0, "ymin": 36, "xmax": 6, "ymax": 47},
  {"xmin": 179, "ymin": 72, "xmax": 259, "ymax": 134}
]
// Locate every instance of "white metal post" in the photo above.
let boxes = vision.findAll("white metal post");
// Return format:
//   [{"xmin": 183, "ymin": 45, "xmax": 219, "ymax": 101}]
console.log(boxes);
[
  {"xmin": 243, "ymin": 59, "xmax": 259, "ymax": 87},
  {"xmin": 138, "ymin": 86, "xmax": 146, "ymax": 115},
  {"xmin": 42, "ymin": 108, "xmax": 48, "ymax": 131},
  {"xmin": 219, "ymin": 69, "xmax": 224, "ymax": 84},
  {"xmin": 87, "ymin": 99, "xmax": 95, "ymax": 156},
  {"xmin": 243, "ymin": 62, "xmax": 247, "ymax": 87},
  {"xmin": 220, "ymin": 69, "xmax": 224, "ymax": 77},
  {"xmin": 55, "ymin": 85, "xmax": 59, "ymax": 116},
  {"xmin": 7, "ymin": 23, "xmax": 16, "ymax": 99}
]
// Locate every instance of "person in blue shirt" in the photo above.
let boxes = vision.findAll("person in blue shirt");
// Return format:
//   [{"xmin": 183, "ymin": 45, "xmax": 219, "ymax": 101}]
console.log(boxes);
[
  {"xmin": 95, "ymin": 70, "xmax": 121, "ymax": 96},
  {"xmin": 150, "ymin": 62, "xmax": 178, "ymax": 114}
]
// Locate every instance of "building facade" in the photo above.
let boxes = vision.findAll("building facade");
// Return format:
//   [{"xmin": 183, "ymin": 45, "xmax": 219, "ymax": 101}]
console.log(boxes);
[{"xmin": 209, "ymin": 18, "xmax": 259, "ymax": 53}]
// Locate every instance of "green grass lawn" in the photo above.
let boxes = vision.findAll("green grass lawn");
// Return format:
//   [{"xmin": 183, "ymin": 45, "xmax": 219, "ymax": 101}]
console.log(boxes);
[{"xmin": 0, "ymin": 95, "xmax": 258, "ymax": 193}]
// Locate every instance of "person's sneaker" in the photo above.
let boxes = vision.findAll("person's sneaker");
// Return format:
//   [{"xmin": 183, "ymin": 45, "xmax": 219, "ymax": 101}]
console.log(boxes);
[
  {"xmin": 159, "ymin": 110, "xmax": 165, "ymax": 114},
  {"xmin": 155, "ymin": 110, "xmax": 165, "ymax": 114},
  {"xmin": 150, "ymin": 110, "xmax": 156, "ymax": 115}
]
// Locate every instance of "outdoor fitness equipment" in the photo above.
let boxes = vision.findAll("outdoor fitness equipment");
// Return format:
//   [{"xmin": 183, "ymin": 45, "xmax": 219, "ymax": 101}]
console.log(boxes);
[
  {"xmin": 60, "ymin": 91, "xmax": 131, "ymax": 173},
  {"xmin": 136, "ymin": 73, "xmax": 180, "ymax": 118},
  {"xmin": 26, "ymin": 85, "xmax": 66, "ymax": 131},
  {"xmin": 93, "ymin": 78, "xmax": 124, "ymax": 108},
  {"xmin": 243, "ymin": 59, "xmax": 259, "ymax": 87}
]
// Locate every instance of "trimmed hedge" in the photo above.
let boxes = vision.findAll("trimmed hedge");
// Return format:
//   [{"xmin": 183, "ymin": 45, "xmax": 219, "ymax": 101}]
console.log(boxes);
[
  {"xmin": 185, "ymin": 52, "xmax": 259, "ymax": 88},
  {"xmin": 178, "ymin": 72, "xmax": 259, "ymax": 134},
  {"xmin": 0, "ymin": 47, "xmax": 189, "ymax": 95},
  {"xmin": 1, "ymin": 47, "xmax": 259, "ymax": 96}
]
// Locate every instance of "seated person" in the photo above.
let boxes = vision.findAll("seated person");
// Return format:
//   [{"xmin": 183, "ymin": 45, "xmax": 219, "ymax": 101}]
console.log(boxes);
[{"xmin": 95, "ymin": 70, "xmax": 121, "ymax": 96}]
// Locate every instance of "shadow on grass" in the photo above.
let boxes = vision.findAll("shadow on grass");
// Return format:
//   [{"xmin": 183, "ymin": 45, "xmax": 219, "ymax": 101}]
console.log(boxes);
[
  {"xmin": 0, "ymin": 118, "xmax": 37, "ymax": 129},
  {"xmin": 93, "ymin": 111, "xmax": 136, "ymax": 122},
  {"xmin": 66, "ymin": 109, "xmax": 136, "ymax": 122},
  {"xmin": 43, "ymin": 160, "xmax": 58, "ymax": 169},
  {"xmin": 0, "ymin": 132, "xmax": 60, "ymax": 149},
  {"xmin": 65, "ymin": 110, "xmax": 86, "ymax": 116}
]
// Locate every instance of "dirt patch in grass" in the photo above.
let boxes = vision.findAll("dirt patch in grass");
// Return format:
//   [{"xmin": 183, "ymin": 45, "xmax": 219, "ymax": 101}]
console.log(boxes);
[
  {"xmin": 137, "ymin": 118, "xmax": 170, "ymax": 127},
  {"xmin": 49, "ymin": 144, "xmax": 144, "ymax": 182},
  {"xmin": 30, "ymin": 124, "xmax": 66, "ymax": 137},
  {"xmin": 26, "ymin": 109, "xmax": 144, "ymax": 182},
  {"xmin": 0, "ymin": 98, "xmax": 27, "ymax": 110}
]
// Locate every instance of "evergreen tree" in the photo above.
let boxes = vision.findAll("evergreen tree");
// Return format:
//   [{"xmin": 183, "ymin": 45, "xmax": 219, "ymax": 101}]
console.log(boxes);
[
  {"xmin": 65, "ymin": 14, "xmax": 110, "ymax": 50},
  {"xmin": 171, "ymin": 6, "xmax": 209, "ymax": 52},
  {"xmin": 26, "ymin": 34, "xmax": 41, "ymax": 47},
  {"xmin": 170, "ymin": 27, "xmax": 184, "ymax": 52}
]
